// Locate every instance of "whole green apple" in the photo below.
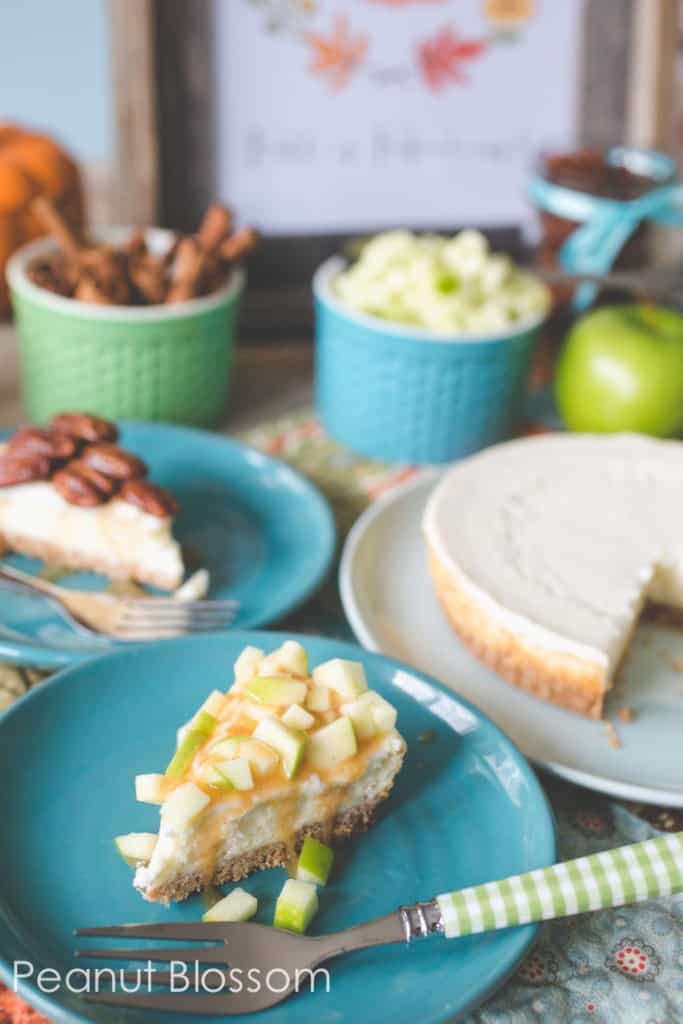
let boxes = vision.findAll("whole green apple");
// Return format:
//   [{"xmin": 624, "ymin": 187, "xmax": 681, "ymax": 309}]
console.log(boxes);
[{"xmin": 555, "ymin": 304, "xmax": 683, "ymax": 436}]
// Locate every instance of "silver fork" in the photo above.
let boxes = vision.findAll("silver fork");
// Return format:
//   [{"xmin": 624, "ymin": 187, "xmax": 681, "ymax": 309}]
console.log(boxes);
[
  {"xmin": 74, "ymin": 832, "xmax": 683, "ymax": 1015},
  {"xmin": 536, "ymin": 264, "xmax": 683, "ymax": 306},
  {"xmin": 0, "ymin": 564, "xmax": 238, "ymax": 639}
]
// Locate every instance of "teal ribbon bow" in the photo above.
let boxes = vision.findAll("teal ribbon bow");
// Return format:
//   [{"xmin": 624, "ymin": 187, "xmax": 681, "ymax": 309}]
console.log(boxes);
[{"xmin": 528, "ymin": 147, "xmax": 683, "ymax": 310}]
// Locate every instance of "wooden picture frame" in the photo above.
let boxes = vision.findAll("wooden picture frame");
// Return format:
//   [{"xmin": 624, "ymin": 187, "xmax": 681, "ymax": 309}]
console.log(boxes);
[{"xmin": 108, "ymin": 0, "xmax": 679, "ymax": 341}]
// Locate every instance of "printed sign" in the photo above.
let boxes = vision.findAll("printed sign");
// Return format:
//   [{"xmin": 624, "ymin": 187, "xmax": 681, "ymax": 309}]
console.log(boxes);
[{"xmin": 215, "ymin": 0, "xmax": 584, "ymax": 233}]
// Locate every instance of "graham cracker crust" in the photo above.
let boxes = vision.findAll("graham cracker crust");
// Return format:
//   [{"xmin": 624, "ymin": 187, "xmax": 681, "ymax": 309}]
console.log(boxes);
[
  {"xmin": 144, "ymin": 795, "xmax": 391, "ymax": 904},
  {"xmin": 427, "ymin": 546, "xmax": 606, "ymax": 719},
  {"xmin": 0, "ymin": 528, "xmax": 181, "ymax": 591}
]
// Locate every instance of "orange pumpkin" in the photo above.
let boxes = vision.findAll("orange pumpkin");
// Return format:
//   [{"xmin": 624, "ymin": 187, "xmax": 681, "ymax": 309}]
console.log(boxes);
[{"xmin": 0, "ymin": 124, "xmax": 83, "ymax": 315}]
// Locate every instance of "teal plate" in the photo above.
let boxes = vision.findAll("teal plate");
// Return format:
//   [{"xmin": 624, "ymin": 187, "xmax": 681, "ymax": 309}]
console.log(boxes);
[
  {"xmin": 0, "ymin": 632, "xmax": 556, "ymax": 1024},
  {"xmin": 0, "ymin": 424, "xmax": 335, "ymax": 667}
]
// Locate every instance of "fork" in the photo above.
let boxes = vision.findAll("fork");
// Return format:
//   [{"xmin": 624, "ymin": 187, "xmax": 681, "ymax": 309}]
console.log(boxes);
[
  {"xmin": 0, "ymin": 564, "xmax": 238, "ymax": 639},
  {"xmin": 536, "ymin": 264, "xmax": 683, "ymax": 307},
  {"xmin": 75, "ymin": 832, "xmax": 683, "ymax": 1015}
]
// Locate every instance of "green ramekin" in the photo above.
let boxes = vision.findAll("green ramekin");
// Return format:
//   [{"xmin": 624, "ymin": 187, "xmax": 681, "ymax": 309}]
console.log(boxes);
[{"xmin": 7, "ymin": 229, "xmax": 244, "ymax": 427}]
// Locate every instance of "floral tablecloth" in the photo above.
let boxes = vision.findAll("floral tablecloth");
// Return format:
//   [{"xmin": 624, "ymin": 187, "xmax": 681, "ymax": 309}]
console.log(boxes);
[{"xmin": 1, "ymin": 411, "xmax": 682, "ymax": 1024}]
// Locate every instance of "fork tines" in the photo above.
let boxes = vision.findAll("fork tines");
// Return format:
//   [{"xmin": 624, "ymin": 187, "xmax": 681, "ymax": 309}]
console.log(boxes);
[
  {"xmin": 76, "ymin": 924, "xmax": 236, "ymax": 1011},
  {"xmin": 76, "ymin": 922, "xmax": 228, "ymax": 939},
  {"xmin": 116, "ymin": 599, "xmax": 238, "ymax": 637}
]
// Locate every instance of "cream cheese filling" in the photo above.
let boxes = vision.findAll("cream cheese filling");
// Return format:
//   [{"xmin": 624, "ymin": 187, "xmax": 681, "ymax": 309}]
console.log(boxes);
[
  {"xmin": 0, "ymin": 481, "xmax": 183, "ymax": 586},
  {"xmin": 135, "ymin": 734, "xmax": 405, "ymax": 896}
]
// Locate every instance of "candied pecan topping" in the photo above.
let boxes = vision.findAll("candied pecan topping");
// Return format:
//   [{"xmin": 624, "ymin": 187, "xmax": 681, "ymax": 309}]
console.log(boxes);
[
  {"xmin": 2, "ymin": 413, "xmax": 180, "ymax": 512},
  {"xmin": 68, "ymin": 459, "xmax": 120, "ymax": 500},
  {"xmin": 7, "ymin": 426, "xmax": 78, "ymax": 461},
  {"xmin": 0, "ymin": 454, "xmax": 52, "ymax": 487},
  {"xmin": 120, "ymin": 478, "xmax": 179, "ymax": 518},
  {"xmin": 80, "ymin": 443, "xmax": 147, "ymax": 480},
  {"xmin": 52, "ymin": 466, "xmax": 105, "ymax": 507},
  {"xmin": 50, "ymin": 412, "xmax": 118, "ymax": 444}
]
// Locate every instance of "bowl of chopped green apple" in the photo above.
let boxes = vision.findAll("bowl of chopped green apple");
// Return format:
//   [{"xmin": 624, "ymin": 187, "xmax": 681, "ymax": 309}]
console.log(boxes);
[{"xmin": 313, "ymin": 230, "xmax": 550, "ymax": 464}]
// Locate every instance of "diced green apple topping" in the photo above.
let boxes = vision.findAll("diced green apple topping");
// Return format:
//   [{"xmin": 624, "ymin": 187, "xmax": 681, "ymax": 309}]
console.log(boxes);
[
  {"xmin": 209, "ymin": 736, "xmax": 251, "ymax": 759},
  {"xmin": 253, "ymin": 717, "xmax": 306, "ymax": 779},
  {"xmin": 340, "ymin": 697, "xmax": 377, "ymax": 740},
  {"xmin": 202, "ymin": 887, "xmax": 258, "ymax": 923},
  {"xmin": 312, "ymin": 659, "xmax": 368, "ymax": 700},
  {"xmin": 176, "ymin": 721, "xmax": 192, "ymax": 749},
  {"xmin": 240, "ymin": 739, "xmax": 280, "ymax": 777},
  {"xmin": 233, "ymin": 646, "xmax": 264, "ymax": 687},
  {"xmin": 282, "ymin": 703, "xmax": 315, "ymax": 730},
  {"xmin": 135, "ymin": 646, "xmax": 399, "ymax": 835},
  {"xmin": 341, "ymin": 691, "xmax": 398, "ymax": 736},
  {"xmin": 135, "ymin": 773, "xmax": 168, "ymax": 804},
  {"xmin": 241, "ymin": 700, "xmax": 281, "ymax": 723},
  {"xmin": 217, "ymin": 757, "xmax": 254, "ymax": 791},
  {"xmin": 199, "ymin": 761, "xmax": 235, "ymax": 791},
  {"xmin": 166, "ymin": 707, "xmax": 218, "ymax": 778},
  {"xmin": 211, "ymin": 735, "xmax": 279, "ymax": 772},
  {"xmin": 360, "ymin": 691, "xmax": 398, "ymax": 733},
  {"xmin": 274, "ymin": 878, "xmax": 319, "ymax": 933},
  {"xmin": 307, "ymin": 716, "xmax": 357, "ymax": 770},
  {"xmin": 278, "ymin": 640, "xmax": 309, "ymax": 676},
  {"xmin": 244, "ymin": 677, "xmax": 308, "ymax": 707},
  {"xmin": 296, "ymin": 837, "xmax": 334, "ymax": 886},
  {"xmin": 201, "ymin": 690, "xmax": 227, "ymax": 718},
  {"xmin": 200, "ymin": 755, "xmax": 254, "ymax": 791},
  {"xmin": 259, "ymin": 640, "xmax": 309, "ymax": 678},
  {"xmin": 306, "ymin": 685, "xmax": 331, "ymax": 712},
  {"xmin": 114, "ymin": 832, "xmax": 157, "ymax": 867},
  {"xmin": 162, "ymin": 782, "xmax": 210, "ymax": 829}
]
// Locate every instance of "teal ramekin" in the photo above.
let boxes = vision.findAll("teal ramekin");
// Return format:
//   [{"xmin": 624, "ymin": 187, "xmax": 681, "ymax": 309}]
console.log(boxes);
[
  {"xmin": 7, "ymin": 229, "xmax": 244, "ymax": 427},
  {"xmin": 314, "ymin": 257, "xmax": 547, "ymax": 465}
]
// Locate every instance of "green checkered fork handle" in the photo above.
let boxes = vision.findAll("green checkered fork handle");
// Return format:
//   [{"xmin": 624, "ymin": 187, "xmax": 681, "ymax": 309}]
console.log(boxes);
[{"xmin": 435, "ymin": 833, "xmax": 683, "ymax": 939}]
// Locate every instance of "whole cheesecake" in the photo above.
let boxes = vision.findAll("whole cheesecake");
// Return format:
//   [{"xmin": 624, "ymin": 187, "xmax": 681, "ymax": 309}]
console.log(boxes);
[{"xmin": 423, "ymin": 433, "xmax": 683, "ymax": 718}]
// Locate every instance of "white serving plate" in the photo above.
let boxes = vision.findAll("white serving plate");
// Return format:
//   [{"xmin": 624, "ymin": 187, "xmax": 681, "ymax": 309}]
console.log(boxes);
[{"xmin": 340, "ymin": 472, "xmax": 683, "ymax": 807}]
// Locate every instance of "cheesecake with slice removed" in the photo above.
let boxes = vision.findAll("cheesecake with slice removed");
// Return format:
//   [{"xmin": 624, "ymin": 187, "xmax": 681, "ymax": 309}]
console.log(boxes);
[
  {"xmin": 124, "ymin": 641, "xmax": 406, "ymax": 903},
  {"xmin": 0, "ymin": 412, "xmax": 184, "ymax": 590},
  {"xmin": 423, "ymin": 433, "xmax": 683, "ymax": 719}
]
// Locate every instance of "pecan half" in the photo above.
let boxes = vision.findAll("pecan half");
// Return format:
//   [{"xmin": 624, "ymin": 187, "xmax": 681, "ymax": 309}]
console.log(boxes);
[
  {"xmin": 81, "ymin": 443, "xmax": 147, "ymax": 480},
  {"xmin": 120, "ymin": 479, "xmax": 179, "ymax": 518},
  {"xmin": 50, "ymin": 412, "xmax": 118, "ymax": 444},
  {"xmin": 7, "ymin": 426, "xmax": 78, "ymax": 461},
  {"xmin": 52, "ymin": 466, "xmax": 106, "ymax": 507},
  {"xmin": 0, "ymin": 454, "xmax": 52, "ymax": 487},
  {"xmin": 68, "ymin": 460, "xmax": 120, "ymax": 500}
]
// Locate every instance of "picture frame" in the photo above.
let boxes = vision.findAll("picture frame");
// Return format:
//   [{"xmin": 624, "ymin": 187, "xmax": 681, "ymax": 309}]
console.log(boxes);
[{"xmin": 108, "ymin": 0, "xmax": 678, "ymax": 341}]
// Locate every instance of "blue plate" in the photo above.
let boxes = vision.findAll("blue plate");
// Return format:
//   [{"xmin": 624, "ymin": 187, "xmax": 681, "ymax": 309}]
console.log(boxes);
[
  {"xmin": 0, "ymin": 632, "xmax": 555, "ymax": 1024},
  {"xmin": 0, "ymin": 423, "xmax": 335, "ymax": 667}
]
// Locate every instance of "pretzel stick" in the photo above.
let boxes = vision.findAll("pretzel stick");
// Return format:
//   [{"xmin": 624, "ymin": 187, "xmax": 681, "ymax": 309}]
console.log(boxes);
[
  {"xmin": 29, "ymin": 199, "xmax": 258, "ymax": 306},
  {"xmin": 33, "ymin": 197, "xmax": 131, "ymax": 304},
  {"xmin": 197, "ymin": 203, "xmax": 233, "ymax": 253},
  {"xmin": 219, "ymin": 227, "xmax": 259, "ymax": 263},
  {"xmin": 32, "ymin": 195, "xmax": 82, "ymax": 264},
  {"xmin": 125, "ymin": 230, "xmax": 169, "ymax": 304},
  {"xmin": 166, "ymin": 238, "xmax": 206, "ymax": 303},
  {"xmin": 130, "ymin": 256, "xmax": 167, "ymax": 304},
  {"xmin": 125, "ymin": 230, "xmax": 147, "ymax": 261}
]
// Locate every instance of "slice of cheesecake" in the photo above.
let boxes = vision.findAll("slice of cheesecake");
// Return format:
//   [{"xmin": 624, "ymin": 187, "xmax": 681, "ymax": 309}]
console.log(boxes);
[
  {"xmin": 0, "ymin": 412, "xmax": 184, "ymax": 591},
  {"xmin": 125, "ymin": 641, "xmax": 406, "ymax": 903},
  {"xmin": 423, "ymin": 433, "xmax": 683, "ymax": 718}
]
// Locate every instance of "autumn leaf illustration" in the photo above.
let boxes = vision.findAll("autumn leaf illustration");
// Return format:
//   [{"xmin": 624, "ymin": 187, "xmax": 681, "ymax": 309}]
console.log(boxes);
[
  {"xmin": 417, "ymin": 26, "xmax": 487, "ymax": 90},
  {"xmin": 304, "ymin": 14, "xmax": 369, "ymax": 90}
]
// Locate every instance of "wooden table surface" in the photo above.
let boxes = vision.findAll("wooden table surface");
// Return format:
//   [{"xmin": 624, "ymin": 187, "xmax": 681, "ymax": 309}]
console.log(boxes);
[{"xmin": 0, "ymin": 322, "xmax": 314, "ymax": 432}]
